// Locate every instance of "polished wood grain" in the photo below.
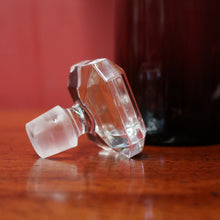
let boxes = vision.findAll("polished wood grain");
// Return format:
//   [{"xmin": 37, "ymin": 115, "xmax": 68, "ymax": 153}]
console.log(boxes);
[{"xmin": 0, "ymin": 110, "xmax": 220, "ymax": 220}]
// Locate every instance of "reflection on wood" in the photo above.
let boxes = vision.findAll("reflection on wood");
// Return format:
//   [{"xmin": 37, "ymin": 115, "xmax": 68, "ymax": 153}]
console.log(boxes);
[{"xmin": 0, "ymin": 110, "xmax": 219, "ymax": 219}]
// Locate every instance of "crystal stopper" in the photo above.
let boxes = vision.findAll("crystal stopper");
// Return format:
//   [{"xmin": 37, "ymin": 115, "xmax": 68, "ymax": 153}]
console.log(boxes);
[{"xmin": 26, "ymin": 58, "xmax": 147, "ymax": 158}]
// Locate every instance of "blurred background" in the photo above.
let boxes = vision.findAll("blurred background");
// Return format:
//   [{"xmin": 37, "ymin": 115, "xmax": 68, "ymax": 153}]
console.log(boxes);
[
  {"xmin": 1, "ymin": 0, "xmax": 219, "ymax": 145},
  {"xmin": 0, "ymin": 0, "xmax": 115, "ymax": 109}
]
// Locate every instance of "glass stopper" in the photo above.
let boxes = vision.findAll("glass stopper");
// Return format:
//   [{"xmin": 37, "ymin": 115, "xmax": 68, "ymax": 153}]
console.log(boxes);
[{"xmin": 26, "ymin": 58, "xmax": 147, "ymax": 158}]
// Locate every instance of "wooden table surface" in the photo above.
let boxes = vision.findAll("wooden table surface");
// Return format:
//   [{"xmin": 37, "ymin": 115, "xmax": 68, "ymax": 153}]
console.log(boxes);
[{"xmin": 0, "ymin": 110, "xmax": 220, "ymax": 220}]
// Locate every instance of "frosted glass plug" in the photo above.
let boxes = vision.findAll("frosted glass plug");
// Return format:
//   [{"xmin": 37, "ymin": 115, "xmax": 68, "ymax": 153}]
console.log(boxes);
[{"xmin": 26, "ymin": 58, "xmax": 147, "ymax": 158}]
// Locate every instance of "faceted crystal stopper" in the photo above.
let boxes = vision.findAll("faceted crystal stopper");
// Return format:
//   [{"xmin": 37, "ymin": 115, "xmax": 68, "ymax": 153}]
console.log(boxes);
[{"xmin": 26, "ymin": 58, "xmax": 147, "ymax": 158}]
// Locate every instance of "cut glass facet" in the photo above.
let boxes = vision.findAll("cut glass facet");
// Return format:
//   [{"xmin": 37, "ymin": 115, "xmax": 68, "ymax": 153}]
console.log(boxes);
[{"xmin": 26, "ymin": 58, "xmax": 146, "ymax": 158}]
